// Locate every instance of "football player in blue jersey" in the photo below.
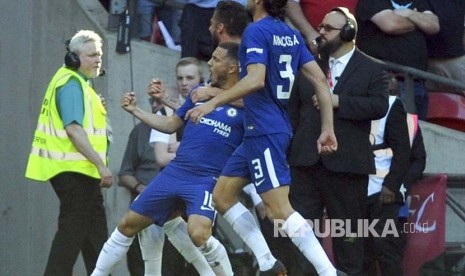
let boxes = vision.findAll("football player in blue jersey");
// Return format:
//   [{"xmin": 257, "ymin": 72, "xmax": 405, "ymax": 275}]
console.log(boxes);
[
  {"xmin": 91, "ymin": 42, "xmax": 244, "ymax": 276},
  {"xmin": 185, "ymin": 0, "xmax": 340, "ymax": 275}
]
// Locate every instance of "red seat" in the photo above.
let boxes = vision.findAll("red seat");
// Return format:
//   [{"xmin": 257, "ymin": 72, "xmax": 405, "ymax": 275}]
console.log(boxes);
[{"xmin": 427, "ymin": 92, "xmax": 465, "ymax": 132}]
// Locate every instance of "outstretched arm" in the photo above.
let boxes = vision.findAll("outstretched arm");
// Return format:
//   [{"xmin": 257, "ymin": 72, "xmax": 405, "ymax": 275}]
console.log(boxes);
[{"xmin": 121, "ymin": 92, "xmax": 184, "ymax": 133}]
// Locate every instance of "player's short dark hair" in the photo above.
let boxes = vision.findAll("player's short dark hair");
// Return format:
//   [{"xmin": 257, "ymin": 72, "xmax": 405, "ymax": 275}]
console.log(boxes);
[
  {"xmin": 218, "ymin": 42, "xmax": 239, "ymax": 65},
  {"xmin": 215, "ymin": 0, "xmax": 250, "ymax": 37},
  {"xmin": 263, "ymin": 0, "xmax": 288, "ymax": 19}
]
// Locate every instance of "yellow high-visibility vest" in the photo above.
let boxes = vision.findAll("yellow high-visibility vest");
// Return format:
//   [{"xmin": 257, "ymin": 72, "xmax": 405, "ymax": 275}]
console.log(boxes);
[{"xmin": 25, "ymin": 67, "xmax": 108, "ymax": 181}]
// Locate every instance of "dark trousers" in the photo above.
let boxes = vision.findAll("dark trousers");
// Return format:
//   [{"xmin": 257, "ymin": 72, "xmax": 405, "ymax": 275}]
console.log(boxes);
[
  {"xmin": 180, "ymin": 3, "xmax": 214, "ymax": 61},
  {"xmin": 44, "ymin": 172, "xmax": 109, "ymax": 276},
  {"xmin": 289, "ymin": 163, "xmax": 368, "ymax": 276},
  {"xmin": 363, "ymin": 197, "xmax": 406, "ymax": 276}
]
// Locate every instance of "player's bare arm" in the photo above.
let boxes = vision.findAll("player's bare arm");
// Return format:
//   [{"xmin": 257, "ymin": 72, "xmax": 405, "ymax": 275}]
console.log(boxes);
[
  {"xmin": 301, "ymin": 61, "xmax": 338, "ymax": 154},
  {"xmin": 121, "ymin": 92, "xmax": 184, "ymax": 133}
]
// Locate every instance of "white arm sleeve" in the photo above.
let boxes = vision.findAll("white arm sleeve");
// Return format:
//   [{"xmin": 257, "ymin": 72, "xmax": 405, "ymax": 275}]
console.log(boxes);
[
  {"xmin": 149, "ymin": 129, "xmax": 170, "ymax": 145},
  {"xmin": 149, "ymin": 110, "xmax": 171, "ymax": 146}
]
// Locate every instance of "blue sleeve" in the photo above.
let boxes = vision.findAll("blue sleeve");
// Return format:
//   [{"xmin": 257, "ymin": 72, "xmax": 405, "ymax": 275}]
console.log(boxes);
[
  {"xmin": 242, "ymin": 25, "xmax": 268, "ymax": 67},
  {"xmin": 56, "ymin": 77, "xmax": 85, "ymax": 127},
  {"xmin": 175, "ymin": 91, "xmax": 195, "ymax": 120}
]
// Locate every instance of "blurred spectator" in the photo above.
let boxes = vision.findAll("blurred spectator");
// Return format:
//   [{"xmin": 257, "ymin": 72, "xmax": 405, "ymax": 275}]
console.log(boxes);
[
  {"xmin": 180, "ymin": 0, "xmax": 216, "ymax": 61},
  {"xmin": 364, "ymin": 95, "xmax": 410, "ymax": 275},
  {"xmin": 118, "ymin": 96, "xmax": 163, "ymax": 275},
  {"xmin": 286, "ymin": 0, "xmax": 358, "ymax": 50},
  {"xmin": 180, "ymin": 0, "xmax": 245, "ymax": 61},
  {"xmin": 425, "ymin": 0, "xmax": 465, "ymax": 92},
  {"xmin": 356, "ymin": 0, "xmax": 439, "ymax": 120},
  {"xmin": 137, "ymin": 0, "xmax": 186, "ymax": 43}
]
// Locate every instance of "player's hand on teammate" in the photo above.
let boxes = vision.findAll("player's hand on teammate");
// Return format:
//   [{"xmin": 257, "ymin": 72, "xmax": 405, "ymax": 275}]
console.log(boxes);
[
  {"xmin": 185, "ymin": 100, "xmax": 216, "ymax": 124},
  {"xmin": 191, "ymin": 86, "xmax": 222, "ymax": 103}
]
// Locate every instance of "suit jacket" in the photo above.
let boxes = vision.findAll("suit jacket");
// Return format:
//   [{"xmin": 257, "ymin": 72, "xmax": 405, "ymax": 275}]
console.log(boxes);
[
  {"xmin": 288, "ymin": 48, "xmax": 389, "ymax": 175},
  {"xmin": 372, "ymin": 97, "xmax": 411, "ymax": 201}
]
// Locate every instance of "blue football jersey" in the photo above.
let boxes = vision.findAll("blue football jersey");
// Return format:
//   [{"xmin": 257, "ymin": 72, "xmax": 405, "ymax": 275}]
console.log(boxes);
[
  {"xmin": 239, "ymin": 16, "xmax": 314, "ymax": 136},
  {"xmin": 159, "ymin": 94, "xmax": 244, "ymax": 177}
]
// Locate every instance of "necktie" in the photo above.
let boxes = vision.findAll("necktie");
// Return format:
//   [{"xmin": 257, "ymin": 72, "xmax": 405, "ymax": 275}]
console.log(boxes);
[{"xmin": 327, "ymin": 59, "xmax": 339, "ymax": 92}]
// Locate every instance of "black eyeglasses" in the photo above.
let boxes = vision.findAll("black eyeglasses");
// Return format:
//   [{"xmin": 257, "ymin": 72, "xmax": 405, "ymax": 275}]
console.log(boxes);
[{"xmin": 317, "ymin": 24, "xmax": 342, "ymax": 32}]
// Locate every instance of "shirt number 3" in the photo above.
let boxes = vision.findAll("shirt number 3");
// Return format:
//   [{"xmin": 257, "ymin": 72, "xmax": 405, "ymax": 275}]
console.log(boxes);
[{"xmin": 277, "ymin": 54, "xmax": 295, "ymax": 99}]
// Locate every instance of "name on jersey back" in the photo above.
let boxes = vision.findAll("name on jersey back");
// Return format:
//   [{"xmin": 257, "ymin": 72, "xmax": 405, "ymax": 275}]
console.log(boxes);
[{"xmin": 273, "ymin": 34, "xmax": 300, "ymax": 47}]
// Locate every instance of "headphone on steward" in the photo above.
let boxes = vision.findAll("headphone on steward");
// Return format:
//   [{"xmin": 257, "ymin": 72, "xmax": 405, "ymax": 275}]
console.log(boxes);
[
  {"xmin": 331, "ymin": 7, "xmax": 356, "ymax": 42},
  {"xmin": 64, "ymin": 39, "xmax": 80, "ymax": 70}
]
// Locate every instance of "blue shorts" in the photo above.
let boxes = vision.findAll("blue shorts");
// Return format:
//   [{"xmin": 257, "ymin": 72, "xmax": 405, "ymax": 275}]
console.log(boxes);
[
  {"xmin": 130, "ymin": 170, "xmax": 217, "ymax": 226},
  {"xmin": 221, "ymin": 133, "xmax": 291, "ymax": 194}
]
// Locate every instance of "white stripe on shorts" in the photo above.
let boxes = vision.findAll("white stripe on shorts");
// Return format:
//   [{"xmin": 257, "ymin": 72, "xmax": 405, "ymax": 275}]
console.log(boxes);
[{"xmin": 264, "ymin": 148, "xmax": 280, "ymax": 188}]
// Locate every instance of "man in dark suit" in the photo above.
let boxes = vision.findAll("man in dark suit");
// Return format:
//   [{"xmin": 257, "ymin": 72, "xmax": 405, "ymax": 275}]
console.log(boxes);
[{"xmin": 287, "ymin": 7, "xmax": 389, "ymax": 275}]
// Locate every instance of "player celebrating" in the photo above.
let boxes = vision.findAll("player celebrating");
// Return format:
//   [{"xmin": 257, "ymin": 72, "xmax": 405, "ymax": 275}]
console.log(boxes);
[
  {"xmin": 91, "ymin": 42, "xmax": 243, "ymax": 276},
  {"xmin": 185, "ymin": 0, "xmax": 341, "ymax": 275}
]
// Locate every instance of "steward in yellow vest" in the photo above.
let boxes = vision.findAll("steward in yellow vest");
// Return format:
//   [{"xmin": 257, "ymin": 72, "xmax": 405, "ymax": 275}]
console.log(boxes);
[
  {"xmin": 25, "ymin": 30, "xmax": 113, "ymax": 276},
  {"xmin": 25, "ymin": 66, "xmax": 108, "ymax": 180}
]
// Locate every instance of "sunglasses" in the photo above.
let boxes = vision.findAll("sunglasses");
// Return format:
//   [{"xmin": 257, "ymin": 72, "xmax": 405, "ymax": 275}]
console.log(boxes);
[{"xmin": 317, "ymin": 24, "xmax": 342, "ymax": 33}]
